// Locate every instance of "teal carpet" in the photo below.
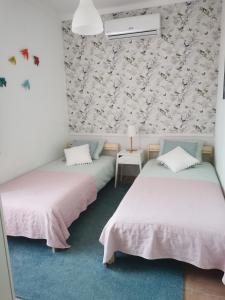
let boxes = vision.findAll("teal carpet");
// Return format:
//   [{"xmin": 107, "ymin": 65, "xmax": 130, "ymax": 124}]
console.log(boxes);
[{"xmin": 8, "ymin": 180, "xmax": 184, "ymax": 300}]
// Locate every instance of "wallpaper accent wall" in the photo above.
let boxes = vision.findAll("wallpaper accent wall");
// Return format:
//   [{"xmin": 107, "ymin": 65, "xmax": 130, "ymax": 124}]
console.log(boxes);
[{"xmin": 62, "ymin": 0, "xmax": 221, "ymax": 135}]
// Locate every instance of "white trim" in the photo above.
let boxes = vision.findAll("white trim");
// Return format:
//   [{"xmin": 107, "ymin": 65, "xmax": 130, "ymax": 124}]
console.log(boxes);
[
  {"xmin": 61, "ymin": 0, "xmax": 197, "ymax": 20},
  {"xmin": 69, "ymin": 132, "xmax": 214, "ymax": 137},
  {"xmin": 69, "ymin": 133, "xmax": 214, "ymax": 149}
]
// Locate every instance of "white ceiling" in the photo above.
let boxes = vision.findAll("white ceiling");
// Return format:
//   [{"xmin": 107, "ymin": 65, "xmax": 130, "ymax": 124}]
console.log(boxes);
[{"xmin": 39, "ymin": 0, "xmax": 191, "ymax": 20}]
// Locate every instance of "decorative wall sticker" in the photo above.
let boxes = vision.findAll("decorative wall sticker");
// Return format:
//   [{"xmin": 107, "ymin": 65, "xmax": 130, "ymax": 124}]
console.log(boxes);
[
  {"xmin": 62, "ymin": 0, "xmax": 221, "ymax": 135},
  {"xmin": 33, "ymin": 56, "xmax": 40, "ymax": 66},
  {"xmin": 20, "ymin": 48, "xmax": 29, "ymax": 60},
  {"xmin": 8, "ymin": 56, "xmax": 16, "ymax": 65},
  {"xmin": 21, "ymin": 80, "xmax": 30, "ymax": 90},
  {"xmin": 0, "ymin": 77, "xmax": 7, "ymax": 87}
]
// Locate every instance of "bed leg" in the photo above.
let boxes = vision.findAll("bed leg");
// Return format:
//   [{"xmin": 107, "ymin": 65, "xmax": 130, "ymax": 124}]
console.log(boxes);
[
  {"xmin": 107, "ymin": 254, "xmax": 115, "ymax": 265},
  {"xmin": 52, "ymin": 247, "xmax": 56, "ymax": 254},
  {"xmin": 222, "ymin": 273, "xmax": 225, "ymax": 285}
]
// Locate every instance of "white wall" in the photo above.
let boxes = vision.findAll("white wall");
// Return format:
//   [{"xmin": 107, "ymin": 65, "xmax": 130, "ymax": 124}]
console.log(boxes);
[
  {"xmin": 215, "ymin": 0, "xmax": 225, "ymax": 191},
  {"xmin": 0, "ymin": 0, "xmax": 68, "ymax": 184},
  {"xmin": 0, "ymin": 201, "xmax": 14, "ymax": 300}
]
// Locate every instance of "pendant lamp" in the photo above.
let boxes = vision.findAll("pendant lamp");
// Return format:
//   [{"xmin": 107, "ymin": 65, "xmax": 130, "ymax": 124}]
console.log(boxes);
[{"xmin": 72, "ymin": 0, "xmax": 103, "ymax": 35}]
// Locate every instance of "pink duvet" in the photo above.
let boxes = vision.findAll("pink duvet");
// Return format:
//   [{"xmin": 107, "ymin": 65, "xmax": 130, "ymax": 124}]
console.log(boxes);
[
  {"xmin": 0, "ymin": 170, "xmax": 96, "ymax": 249},
  {"xmin": 100, "ymin": 176, "xmax": 225, "ymax": 283}
]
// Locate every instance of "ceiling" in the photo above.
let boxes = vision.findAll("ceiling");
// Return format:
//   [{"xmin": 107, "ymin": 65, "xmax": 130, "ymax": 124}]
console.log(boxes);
[
  {"xmin": 45, "ymin": 0, "xmax": 141, "ymax": 15},
  {"xmin": 40, "ymin": 0, "xmax": 190, "ymax": 19}
]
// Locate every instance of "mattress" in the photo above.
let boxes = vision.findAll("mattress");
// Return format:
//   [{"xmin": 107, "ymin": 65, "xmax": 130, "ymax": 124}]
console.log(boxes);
[
  {"xmin": 0, "ymin": 155, "xmax": 115, "ymax": 249},
  {"xmin": 40, "ymin": 155, "xmax": 115, "ymax": 192},
  {"xmin": 100, "ymin": 159, "xmax": 225, "ymax": 283}
]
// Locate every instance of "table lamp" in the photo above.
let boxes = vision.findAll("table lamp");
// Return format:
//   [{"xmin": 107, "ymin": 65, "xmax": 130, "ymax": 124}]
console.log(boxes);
[{"xmin": 127, "ymin": 125, "xmax": 137, "ymax": 152}]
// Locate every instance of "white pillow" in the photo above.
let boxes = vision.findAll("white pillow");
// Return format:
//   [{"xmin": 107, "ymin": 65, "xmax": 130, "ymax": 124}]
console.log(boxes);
[
  {"xmin": 64, "ymin": 144, "xmax": 92, "ymax": 166},
  {"xmin": 157, "ymin": 146, "xmax": 200, "ymax": 173}
]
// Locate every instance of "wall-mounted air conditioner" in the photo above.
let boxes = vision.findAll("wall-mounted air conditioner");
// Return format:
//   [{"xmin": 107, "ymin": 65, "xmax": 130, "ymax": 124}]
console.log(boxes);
[{"xmin": 104, "ymin": 14, "xmax": 161, "ymax": 40}]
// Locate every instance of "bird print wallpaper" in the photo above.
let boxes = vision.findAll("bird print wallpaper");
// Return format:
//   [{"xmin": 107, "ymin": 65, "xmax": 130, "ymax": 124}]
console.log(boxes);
[{"xmin": 62, "ymin": 0, "xmax": 221, "ymax": 135}]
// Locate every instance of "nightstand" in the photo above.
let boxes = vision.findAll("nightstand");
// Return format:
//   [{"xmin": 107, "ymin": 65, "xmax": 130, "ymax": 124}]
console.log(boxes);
[{"xmin": 115, "ymin": 149, "xmax": 145, "ymax": 188}]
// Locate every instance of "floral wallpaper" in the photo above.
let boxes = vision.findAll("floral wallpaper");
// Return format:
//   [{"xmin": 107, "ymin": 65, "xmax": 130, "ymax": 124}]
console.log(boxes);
[{"xmin": 62, "ymin": 0, "xmax": 221, "ymax": 135}]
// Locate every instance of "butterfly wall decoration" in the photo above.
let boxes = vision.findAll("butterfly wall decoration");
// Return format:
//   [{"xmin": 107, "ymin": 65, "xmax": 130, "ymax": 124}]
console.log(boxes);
[
  {"xmin": 0, "ymin": 77, "xmax": 7, "ymax": 87},
  {"xmin": 21, "ymin": 80, "xmax": 30, "ymax": 91},
  {"xmin": 8, "ymin": 56, "xmax": 16, "ymax": 65},
  {"xmin": 33, "ymin": 56, "xmax": 40, "ymax": 66},
  {"xmin": 20, "ymin": 48, "xmax": 29, "ymax": 60},
  {"xmin": 6, "ymin": 48, "xmax": 40, "ymax": 90}
]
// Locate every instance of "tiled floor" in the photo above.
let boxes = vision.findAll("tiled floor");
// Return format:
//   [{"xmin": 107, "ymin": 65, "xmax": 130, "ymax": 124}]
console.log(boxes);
[{"xmin": 184, "ymin": 265, "xmax": 225, "ymax": 300}]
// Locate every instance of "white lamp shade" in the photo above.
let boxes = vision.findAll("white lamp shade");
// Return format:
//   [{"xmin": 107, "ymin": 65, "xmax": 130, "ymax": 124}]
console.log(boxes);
[
  {"xmin": 72, "ymin": 0, "xmax": 103, "ymax": 35},
  {"xmin": 127, "ymin": 125, "xmax": 137, "ymax": 137}
]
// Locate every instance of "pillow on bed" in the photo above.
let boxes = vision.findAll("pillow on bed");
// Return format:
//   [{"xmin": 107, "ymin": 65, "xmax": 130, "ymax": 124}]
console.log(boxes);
[
  {"xmin": 157, "ymin": 146, "xmax": 200, "ymax": 173},
  {"xmin": 71, "ymin": 139, "xmax": 105, "ymax": 160},
  {"xmin": 64, "ymin": 144, "xmax": 92, "ymax": 166},
  {"xmin": 93, "ymin": 140, "xmax": 105, "ymax": 160},
  {"xmin": 160, "ymin": 139, "xmax": 203, "ymax": 162},
  {"xmin": 71, "ymin": 140, "xmax": 98, "ymax": 159}
]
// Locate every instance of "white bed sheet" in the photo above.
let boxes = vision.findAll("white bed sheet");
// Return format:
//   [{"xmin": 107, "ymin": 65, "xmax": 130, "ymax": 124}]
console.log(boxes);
[{"xmin": 100, "ymin": 160, "xmax": 225, "ymax": 283}]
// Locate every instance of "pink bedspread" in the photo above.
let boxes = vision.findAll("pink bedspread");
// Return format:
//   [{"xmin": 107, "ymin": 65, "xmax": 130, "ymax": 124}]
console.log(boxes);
[
  {"xmin": 0, "ymin": 170, "xmax": 97, "ymax": 248},
  {"xmin": 100, "ymin": 176, "xmax": 225, "ymax": 282}
]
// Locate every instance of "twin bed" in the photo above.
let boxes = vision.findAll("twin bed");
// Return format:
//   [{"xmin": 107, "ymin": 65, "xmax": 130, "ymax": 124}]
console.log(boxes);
[
  {"xmin": 100, "ymin": 144, "xmax": 225, "ymax": 284},
  {"xmin": 0, "ymin": 143, "xmax": 118, "ymax": 250},
  {"xmin": 1, "ymin": 141, "xmax": 225, "ymax": 283}
]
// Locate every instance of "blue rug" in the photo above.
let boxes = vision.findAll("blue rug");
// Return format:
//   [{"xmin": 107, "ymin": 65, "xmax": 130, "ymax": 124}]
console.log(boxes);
[{"xmin": 8, "ymin": 180, "xmax": 184, "ymax": 300}]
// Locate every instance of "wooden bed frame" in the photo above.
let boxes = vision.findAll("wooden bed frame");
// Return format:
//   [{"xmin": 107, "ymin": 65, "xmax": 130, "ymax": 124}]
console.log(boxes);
[
  {"xmin": 102, "ymin": 143, "xmax": 120, "ymax": 154},
  {"xmin": 148, "ymin": 144, "xmax": 214, "ymax": 162},
  {"xmin": 67, "ymin": 142, "xmax": 120, "ymax": 154}
]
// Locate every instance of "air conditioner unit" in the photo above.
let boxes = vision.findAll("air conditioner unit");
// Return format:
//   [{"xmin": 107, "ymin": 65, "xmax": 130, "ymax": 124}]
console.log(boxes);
[{"xmin": 104, "ymin": 14, "xmax": 160, "ymax": 40}]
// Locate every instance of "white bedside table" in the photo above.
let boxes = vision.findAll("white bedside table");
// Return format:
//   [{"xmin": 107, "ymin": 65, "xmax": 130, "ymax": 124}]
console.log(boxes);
[{"xmin": 115, "ymin": 149, "xmax": 145, "ymax": 188}]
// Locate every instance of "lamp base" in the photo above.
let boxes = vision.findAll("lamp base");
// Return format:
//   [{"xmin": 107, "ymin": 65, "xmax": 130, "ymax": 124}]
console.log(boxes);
[
  {"xmin": 126, "ymin": 148, "xmax": 138, "ymax": 153},
  {"xmin": 127, "ymin": 136, "xmax": 138, "ymax": 153}
]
